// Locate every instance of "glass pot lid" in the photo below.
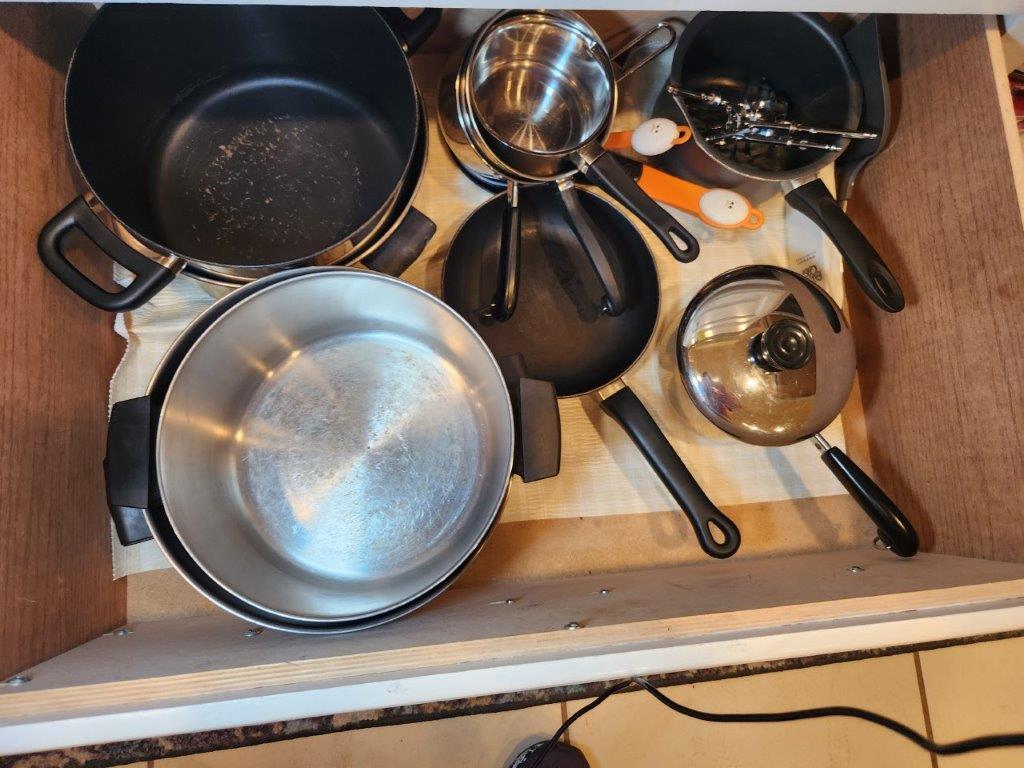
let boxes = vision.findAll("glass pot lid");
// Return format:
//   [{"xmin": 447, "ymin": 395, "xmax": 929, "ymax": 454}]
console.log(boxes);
[{"xmin": 676, "ymin": 265, "xmax": 856, "ymax": 447}]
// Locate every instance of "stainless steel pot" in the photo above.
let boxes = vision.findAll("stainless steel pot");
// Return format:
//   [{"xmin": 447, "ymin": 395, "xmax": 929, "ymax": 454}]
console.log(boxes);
[
  {"xmin": 107, "ymin": 268, "xmax": 515, "ymax": 627},
  {"xmin": 676, "ymin": 265, "xmax": 918, "ymax": 556},
  {"xmin": 439, "ymin": 11, "xmax": 697, "ymax": 319}
]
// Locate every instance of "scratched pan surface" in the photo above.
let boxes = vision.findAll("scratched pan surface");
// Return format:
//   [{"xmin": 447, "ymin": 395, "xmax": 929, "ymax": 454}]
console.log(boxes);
[
  {"xmin": 156, "ymin": 270, "xmax": 515, "ymax": 623},
  {"xmin": 148, "ymin": 71, "xmax": 405, "ymax": 268},
  {"xmin": 65, "ymin": 5, "xmax": 420, "ymax": 275}
]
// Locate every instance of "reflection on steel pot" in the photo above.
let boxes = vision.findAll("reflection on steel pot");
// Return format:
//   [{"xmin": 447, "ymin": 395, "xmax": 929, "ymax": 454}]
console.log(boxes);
[
  {"xmin": 439, "ymin": 11, "xmax": 695, "ymax": 322},
  {"xmin": 676, "ymin": 265, "xmax": 918, "ymax": 557},
  {"xmin": 106, "ymin": 267, "xmax": 515, "ymax": 630},
  {"xmin": 38, "ymin": 5, "xmax": 440, "ymax": 311}
]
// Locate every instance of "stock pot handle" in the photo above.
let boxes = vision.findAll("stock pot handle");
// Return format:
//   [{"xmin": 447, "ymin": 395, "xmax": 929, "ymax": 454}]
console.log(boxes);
[
  {"xmin": 581, "ymin": 150, "xmax": 700, "ymax": 263},
  {"xmin": 38, "ymin": 197, "xmax": 177, "ymax": 312},
  {"xmin": 499, "ymin": 355, "xmax": 561, "ymax": 483},
  {"xmin": 105, "ymin": 397, "xmax": 155, "ymax": 546},
  {"xmin": 378, "ymin": 8, "xmax": 442, "ymax": 56},
  {"xmin": 361, "ymin": 207, "xmax": 437, "ymax": 277}
]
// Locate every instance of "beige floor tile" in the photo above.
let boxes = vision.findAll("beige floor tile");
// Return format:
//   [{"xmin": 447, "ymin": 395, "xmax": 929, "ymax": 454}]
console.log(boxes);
[
  {"xmin": 158, "ymin": 703, "xmax": 561, "ymax": 768},
  {"xmin": 919, "ymin": 636, "xmax": 1024, "ymax": 768},
  {"xmin": 565, "ymin": 655, "xmax": 932, "ymax": 768}
]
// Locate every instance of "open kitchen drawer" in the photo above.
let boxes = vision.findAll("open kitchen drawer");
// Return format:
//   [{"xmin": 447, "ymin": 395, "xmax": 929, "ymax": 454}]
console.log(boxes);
[{"xmin": 2, "ymin": 7, "xmax": 1023, "ymax": 761}]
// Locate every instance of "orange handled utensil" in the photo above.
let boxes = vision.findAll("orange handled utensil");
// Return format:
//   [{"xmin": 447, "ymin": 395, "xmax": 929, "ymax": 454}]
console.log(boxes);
[
  {"xmin": 607, "ymin": 153, "xmax": 764, "ymax": 231},
  {"xmin": 635, "ymin": 165, "xmax": 763, "ymax": 230},
  {"xmin": 605, "ymin": 118, "xmax": 691, "ymax": 155}
]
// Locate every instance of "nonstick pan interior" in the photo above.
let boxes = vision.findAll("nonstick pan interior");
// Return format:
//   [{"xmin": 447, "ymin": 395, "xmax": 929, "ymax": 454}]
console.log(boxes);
[
  {"xmin": 661, "ymin": 12, "xmax": 860, "ymax": 182},
  {"xmin": 442, "ymin": 185, "xmax": 659, "ymax": 396},
  {"xmin": 148, "ymin": 71, "xmax": 406, "ymax": 267},
  {"xmin": 65, "ymin": 5, "xmax": 418, "ymax": 267}
]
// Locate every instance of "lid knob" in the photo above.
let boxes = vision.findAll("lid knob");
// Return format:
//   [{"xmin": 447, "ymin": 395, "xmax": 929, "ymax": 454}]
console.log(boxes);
[{"xmin": 752, "ymin": 319, "xmax": 813, "ymax": 372}]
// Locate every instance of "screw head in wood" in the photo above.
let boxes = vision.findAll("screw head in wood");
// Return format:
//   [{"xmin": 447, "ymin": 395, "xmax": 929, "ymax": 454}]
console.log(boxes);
[
  {"xmin": 112, "ymin": 627, "xmax": 132, "ymax": 637},
  {"xmin": 244, "ymin": 628, "xmax": 264, "ymax": 637},
  {"xmin": 564, "ymin": 622, "xmax": 581, "ymax": 631},
  {"xmin": 849, "ymin": 565, "xmax": 864, "ymax": 574},
  {"xmin": 5, "ymin": 674, "xmax": 31, "ymax": 686},
  {"xmin": 599, "ymin": 588, "xmax": 612, "ymax": 595}
]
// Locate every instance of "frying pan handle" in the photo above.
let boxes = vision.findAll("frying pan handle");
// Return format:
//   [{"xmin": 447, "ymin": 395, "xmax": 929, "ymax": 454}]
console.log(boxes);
[
  {"xmin": 601, "ymin": 386, "xmax": 741, "ymax": 558},
  {"xmin": 820, "ymin": 445, "xmax": 919, "ymax": 557},
  {"xmin": 581, "ymin": 150, "xmax": 700, "ymax": 263},
  {"xmin": 483, "ymin": 183, "xmax": 521, "ymax": 321},
  {"xmin": 38, "ymin": 197, "xmax": 177, "ymax": 312},
  {"xmin": 105, "ymin": 397, "xmax": 155, "ymax": 546},
  {"xmin": 361, "ymin": 207, "xmax": 436, "ymax": 277},
  {"xmin": 378, "ymin": 8, "xmax": 442, "ymax": 56},
  {"xmin": 784, "ymin": 179, "xmax": 905, "ymax": 313},
  {"xmin": 556, "ymin": 180, "xmax": 628, "ymax": 316}
]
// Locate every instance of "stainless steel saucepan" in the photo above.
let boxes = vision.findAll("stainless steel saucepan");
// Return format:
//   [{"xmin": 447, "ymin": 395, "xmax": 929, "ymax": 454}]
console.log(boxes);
[
  {"xmin": 676, "ymin": 265, "xmax": 918, "ymax": 556},
  {"xmin": 439, "ymin": 11, "xmax": 696, "ymax": 321},
  {"xmin": 107, "ymin": 268, "xmax": 515, "ymax": 629}
]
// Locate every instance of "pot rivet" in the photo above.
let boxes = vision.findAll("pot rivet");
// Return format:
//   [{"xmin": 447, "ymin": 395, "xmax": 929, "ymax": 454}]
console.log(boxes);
[
  {"xmin": 244, "ymin": 628, "xmax": 263, "ymax": 637},
  {"xmin": 849, "ymin": 565, "xmax": 865, "ymax": 574},
  {"xmin": 598, "ymin": 588, "xmax": 612, "ymax": 596},
  {"xmin": 564, "ymin": 622, "xmax": 581, "ymax": 631},
  {"xmin": 504, "ymin": 598, "xmax": 516, "ymax": 605},
  {"xmin": 5, "ymin": 674, "xmax": 31, "ymax": 686},
  {"xmin": 112, "ymin": 627, "xmax": 132, "ymax": 637}
]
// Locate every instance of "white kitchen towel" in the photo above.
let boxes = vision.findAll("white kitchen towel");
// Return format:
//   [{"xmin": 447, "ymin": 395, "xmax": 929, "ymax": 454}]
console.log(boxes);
[{"xmin": 108, "ymin": 271, "xmax": 216, "ymax": 577}]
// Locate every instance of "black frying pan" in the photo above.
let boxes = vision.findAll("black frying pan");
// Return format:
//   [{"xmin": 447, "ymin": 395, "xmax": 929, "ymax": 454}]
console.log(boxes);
[
  {"xmin": 38, "ymin": 5, "xmax": 440, "ymax": 311},
  {"xmin": 442, "ymin": 184, "xmax": 740, "ymax": 558}
]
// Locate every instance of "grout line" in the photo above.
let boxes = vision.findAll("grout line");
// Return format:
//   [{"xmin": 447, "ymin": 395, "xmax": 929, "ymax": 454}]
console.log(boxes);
[
  {"xmin": 912, "ymin": 651, "xmax": 940, "ymax": 768},
  {"xmin": 560, "ymin": 701, "xmax": 571, "ymax": 746}
]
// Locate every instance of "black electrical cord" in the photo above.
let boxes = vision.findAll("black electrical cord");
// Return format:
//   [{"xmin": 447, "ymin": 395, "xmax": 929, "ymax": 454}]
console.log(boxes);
[{"xmin": 524, "ymin": 677, "xmax": 1024, "ymax": 767}]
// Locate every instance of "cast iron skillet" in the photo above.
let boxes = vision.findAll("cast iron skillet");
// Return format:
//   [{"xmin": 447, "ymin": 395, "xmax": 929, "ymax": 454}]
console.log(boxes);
[{"xmin": 442, "ymin": 184, "xmax": 740, "ymax": 558}]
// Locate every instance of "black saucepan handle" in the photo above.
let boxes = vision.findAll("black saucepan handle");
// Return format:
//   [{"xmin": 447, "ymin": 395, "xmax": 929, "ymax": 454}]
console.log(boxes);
[
  {"xmin": 361, "ymin": 207, "xmax": 436, "ymax": 278},
  {"xmin": 785, "ymin": 179, "xmax": 905, "ymax": 313},
  {"xmin": 105, "ymin": 397, "xmax": 155, "ymax": 546},
  {"xmin": 378, "ymin": 8, "xmax": 442, "ymax": 56},
  {"xmin": 581, "ymin": 149, "xmax": 699, "ymax": 263},
  {"xmin": 601, "ymin": 386, "xmax": 741, "ymax": 558},
  {"xmin": 820, "ymin": 446, "xmax": 919, "ymax": 557},
  {"xmin": 38, "ymin": 197, "xmax": 177, "ymax": 312},
  {"xmin": 484, "ymin": 184, "xmax": 521, "ymax": 321},
  {"xmin": 556, "ymin": 181, "xmax": 628, "ymax": 316}
]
